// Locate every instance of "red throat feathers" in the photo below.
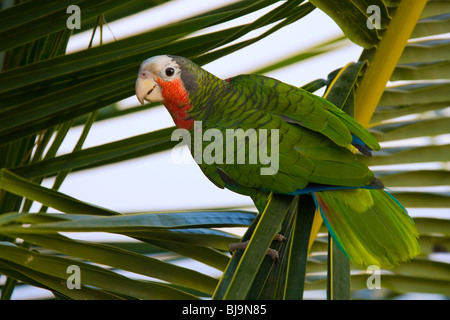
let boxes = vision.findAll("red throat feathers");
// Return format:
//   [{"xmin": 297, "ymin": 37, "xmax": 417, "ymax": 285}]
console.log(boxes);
[{"xmin": 156, "ymin": 77, "xmax": 194, "ymax": 130}]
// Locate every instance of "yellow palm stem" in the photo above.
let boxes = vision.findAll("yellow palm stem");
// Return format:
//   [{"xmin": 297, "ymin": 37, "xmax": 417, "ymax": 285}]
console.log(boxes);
[{"xmin": 354, "ymin": 0, "xmax": 427, "ymax": 126}]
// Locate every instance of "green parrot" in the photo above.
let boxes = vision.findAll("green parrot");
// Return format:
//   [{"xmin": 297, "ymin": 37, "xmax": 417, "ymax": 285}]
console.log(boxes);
[{"xmin": 135, "ymin": 55, "xmax": 420, "ymax": 269}]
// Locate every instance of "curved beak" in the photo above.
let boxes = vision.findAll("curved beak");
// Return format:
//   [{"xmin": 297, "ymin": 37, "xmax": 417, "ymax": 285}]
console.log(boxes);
[{"xmin": 135, "ymin": 74, "xmax": 163, "ymax": 105}]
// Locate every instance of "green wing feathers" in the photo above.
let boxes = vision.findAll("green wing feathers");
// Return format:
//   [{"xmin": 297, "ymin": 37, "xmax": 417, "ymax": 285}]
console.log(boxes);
[
  {"xmin": 230, "ymin": 74, "xmax": 380, "ymax": 152},
  {"xmin": 314, "ymin": 189, "xmax": 421, "ymax": 269}
]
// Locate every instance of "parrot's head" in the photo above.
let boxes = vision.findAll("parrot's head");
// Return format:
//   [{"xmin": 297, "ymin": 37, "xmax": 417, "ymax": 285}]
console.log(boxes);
[{"xmin": 135, "ymin": 55, "xmax": 203, "ymax": 129}]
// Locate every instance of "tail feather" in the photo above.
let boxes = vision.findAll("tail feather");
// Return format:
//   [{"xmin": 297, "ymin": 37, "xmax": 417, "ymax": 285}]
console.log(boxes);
[{"xmin": 313, "ymin": 189, "xmax": 420, "ymax": 269}]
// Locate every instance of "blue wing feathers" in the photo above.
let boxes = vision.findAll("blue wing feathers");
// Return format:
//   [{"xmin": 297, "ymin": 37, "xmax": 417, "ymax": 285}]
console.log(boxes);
[{"xmin": 351, "ymin": 134, "xmax": 373, "ymax": 157}]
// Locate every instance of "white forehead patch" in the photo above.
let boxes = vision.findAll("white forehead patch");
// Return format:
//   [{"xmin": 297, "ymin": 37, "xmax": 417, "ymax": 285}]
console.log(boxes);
[{"xmin": 140, "ymin": 55, "xmax": 180, "ymax": 76}]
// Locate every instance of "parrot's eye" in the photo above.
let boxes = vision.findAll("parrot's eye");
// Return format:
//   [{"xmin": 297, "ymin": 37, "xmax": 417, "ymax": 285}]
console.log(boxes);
[{"xmin": 165, "ymin": 67, "xmax": 175, "ymax": 77}]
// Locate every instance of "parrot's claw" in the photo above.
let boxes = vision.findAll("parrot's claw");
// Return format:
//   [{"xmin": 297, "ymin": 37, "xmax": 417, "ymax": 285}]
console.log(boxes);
[
  {"xmin": 273, "ymin": 233, "xmax": 286, "ymax": 243},
  {"xmin": 228, "ymin": 234, "xmax": 286, "ymax": 263},
  {"xmin": 266, "ymin": 248, "xmax": 280, "ymax": 263},
  {"xmin": 228, "ymin": 240, "xmax": 249, "ymax": 254}
]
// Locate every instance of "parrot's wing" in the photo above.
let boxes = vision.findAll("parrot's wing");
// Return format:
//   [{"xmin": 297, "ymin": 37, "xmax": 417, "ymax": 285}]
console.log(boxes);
[
  {"xmin": 228, "ymin": 74, "xmax": 380, "ymax": 154},
  {"xmin": 197, "ymin": 112, "xmax": 374, "ymax": 195}
]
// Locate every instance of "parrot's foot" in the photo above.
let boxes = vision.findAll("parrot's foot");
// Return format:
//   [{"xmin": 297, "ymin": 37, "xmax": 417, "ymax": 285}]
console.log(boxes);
[
  {"xmin": 272, "ymin": 233, "xmax": 286, "ymax": 242},
  {"xmin": 228, "ymin": 234, "xmax": 286, "ymax": 263}
]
